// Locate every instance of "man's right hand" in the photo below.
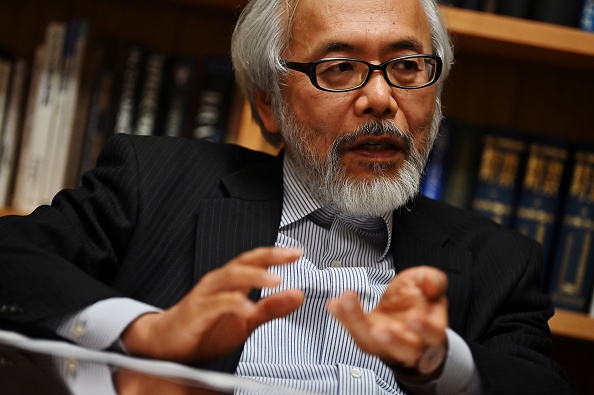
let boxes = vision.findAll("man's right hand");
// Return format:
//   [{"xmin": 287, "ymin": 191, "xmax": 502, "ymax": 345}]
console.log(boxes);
[{"xmin": 121, "ymin": 247, "xmax": 304, "ymax": 363}]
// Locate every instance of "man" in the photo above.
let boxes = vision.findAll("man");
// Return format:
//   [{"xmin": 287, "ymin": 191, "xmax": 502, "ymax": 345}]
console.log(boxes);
[{"xmin": 0, "ymin": 0, "xmax": 573, "ymax": 394}]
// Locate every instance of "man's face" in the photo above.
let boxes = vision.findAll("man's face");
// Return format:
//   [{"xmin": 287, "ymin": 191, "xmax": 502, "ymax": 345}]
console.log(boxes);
[{"xmin": 259, "ymin": 0, "xmax": 440, "ymax": 215}]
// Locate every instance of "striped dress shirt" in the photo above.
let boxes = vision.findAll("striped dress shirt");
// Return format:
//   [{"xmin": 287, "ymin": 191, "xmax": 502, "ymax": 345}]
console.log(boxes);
[{"xmin": 236, "ymin": 156, "xmax": 405, "ymax": 394}]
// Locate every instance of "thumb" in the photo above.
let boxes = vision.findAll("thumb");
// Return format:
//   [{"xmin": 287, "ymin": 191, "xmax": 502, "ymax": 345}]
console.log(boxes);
[{"xmin": 419, "ymin": 267, "xmax": 448, "ymax": 300}]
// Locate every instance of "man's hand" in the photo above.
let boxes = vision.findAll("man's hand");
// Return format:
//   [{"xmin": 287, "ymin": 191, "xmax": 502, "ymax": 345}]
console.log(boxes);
[
  {"xmin": 327, "ymin": 266, "xmax": 448, "ymax": 382},
  {"xmin": 121, "ymin": 247, "xmax": 304, "ymax": 363}
]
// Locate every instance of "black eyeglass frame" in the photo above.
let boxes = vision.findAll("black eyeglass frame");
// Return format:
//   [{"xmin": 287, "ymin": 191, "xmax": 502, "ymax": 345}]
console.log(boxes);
[{"xmin": 282, "ymin": 54, "xmax": 443, "ymax": 92}]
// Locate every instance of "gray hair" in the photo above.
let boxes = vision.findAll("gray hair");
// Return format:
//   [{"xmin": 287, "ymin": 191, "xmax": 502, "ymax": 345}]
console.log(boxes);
[{"xmin": 230, "ymin": 0, "xmax": 454, "ymax": 146}]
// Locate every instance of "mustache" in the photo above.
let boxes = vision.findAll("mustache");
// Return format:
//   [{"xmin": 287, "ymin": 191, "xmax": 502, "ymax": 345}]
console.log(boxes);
[{"xmin": 329, "ymin": 120, "xmax": 414, "ymax": 159}]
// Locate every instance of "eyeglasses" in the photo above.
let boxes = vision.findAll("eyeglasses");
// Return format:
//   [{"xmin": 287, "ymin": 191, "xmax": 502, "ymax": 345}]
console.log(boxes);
[{"xmin": 282, "ymin": 54, "xmax": 442, "ymax": 92}]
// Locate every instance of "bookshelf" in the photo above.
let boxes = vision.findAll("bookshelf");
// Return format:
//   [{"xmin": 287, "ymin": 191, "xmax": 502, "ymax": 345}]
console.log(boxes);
[{"xmin": 0, "ymin": 1, "xmax": 593, "ymax": 393}]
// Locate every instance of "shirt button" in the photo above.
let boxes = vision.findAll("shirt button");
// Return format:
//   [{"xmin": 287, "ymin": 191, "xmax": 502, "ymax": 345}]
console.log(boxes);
[
  {"xmin": 72, "ymin": 322, "xmax": 85, "ymax": 338},
  {"xmin": 350, "ymin": 367, "xmax": 362, "ymax": 379},
  {"xmin": 331, "ymin": 260, "xmax": 342, "ymax": 268}
]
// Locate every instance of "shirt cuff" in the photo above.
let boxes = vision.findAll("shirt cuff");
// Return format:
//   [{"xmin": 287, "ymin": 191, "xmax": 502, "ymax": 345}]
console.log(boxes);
[
  {"xmin": 51, "ymin": 298, "xmax": 162, "ymax": 350},
  {"xmin": 399, "ymin": 328, "xmax": 482, "ymax": 395}
]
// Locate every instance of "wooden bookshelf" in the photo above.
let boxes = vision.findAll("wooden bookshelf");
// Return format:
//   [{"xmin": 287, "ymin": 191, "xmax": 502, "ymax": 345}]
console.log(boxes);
[
  {"xmin": 550, "ymin": 309, "xmax": 594, "ymax": 342},
  {"xmin": 440, "ymin": 6, "xmax": 594, "ymax": 70}
]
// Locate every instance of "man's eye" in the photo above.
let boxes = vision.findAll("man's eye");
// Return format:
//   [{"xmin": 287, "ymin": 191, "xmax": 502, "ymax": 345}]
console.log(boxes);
[
  {"xmin": 394, "ymin": 60, "xmax": 421, "ymax": 72},
  {"xmin": 321, "ymin": 61, "xmax": 356, "ymax": 74}
]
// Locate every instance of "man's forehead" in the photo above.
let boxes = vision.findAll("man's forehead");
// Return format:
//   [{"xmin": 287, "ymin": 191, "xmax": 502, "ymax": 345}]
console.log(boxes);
[{"xmin": 288, "ymin": 0, "xmax": 432, "ymax": 57}]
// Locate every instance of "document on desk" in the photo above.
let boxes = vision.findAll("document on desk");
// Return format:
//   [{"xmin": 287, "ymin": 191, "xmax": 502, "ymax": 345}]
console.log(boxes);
[{"xmin": 0, "ymin": 329, "xmax": 310, "ymax": 395}]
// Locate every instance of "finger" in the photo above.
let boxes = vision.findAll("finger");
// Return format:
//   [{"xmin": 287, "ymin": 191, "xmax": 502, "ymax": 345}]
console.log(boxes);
[
  {"xmin": 248, "ymin": 289, "xmax": 305, "ymax": 329},
  {"xmin": 418, "ymin": 268, "xmax": 448, "ymax": 300},
  {"xmin": 231, "ymin": 246, "xmax": 303, "ymax": 269},
  {"xmin": 196, "ymin": 265, "xmax": 282, "ymax": 295},
  {"xmin": 327, "ymin": 292, "xmax": 383, "ymax": 352}
]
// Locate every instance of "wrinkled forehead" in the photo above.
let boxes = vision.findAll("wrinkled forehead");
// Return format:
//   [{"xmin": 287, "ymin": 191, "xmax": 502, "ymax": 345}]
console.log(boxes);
[{"xmin": 285, "ymin": 0, "xmax": 433, "ymax": 58}]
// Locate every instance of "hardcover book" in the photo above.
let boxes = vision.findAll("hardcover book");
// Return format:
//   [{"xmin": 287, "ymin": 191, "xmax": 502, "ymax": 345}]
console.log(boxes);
[
  {"xmin": 548, "ymin": 148, "xmax": 594, "ymax": 312},
  {"xmin": 513, "ymin": 138, "xmax": 569, "ymax": 289},
  {"xmin": 471, "ymin": 128, "xmax": 527, "ymax": 227},
  {"xmin": 421, "ymin": 119, "xmax": 453, "ymax": 200},
  {"xmin": 441, "ymin": 121, "xmax": 483, "ymax": 210},
  {"xmin": 192, "ymin": 57, "xmax": 235, "ymax": 143}
]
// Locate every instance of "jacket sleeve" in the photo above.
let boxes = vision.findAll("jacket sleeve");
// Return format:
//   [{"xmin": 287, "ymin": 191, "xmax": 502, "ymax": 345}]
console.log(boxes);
[{"xmin": 0, "ymin": 134, "xmax": 142, "ymax": 332}]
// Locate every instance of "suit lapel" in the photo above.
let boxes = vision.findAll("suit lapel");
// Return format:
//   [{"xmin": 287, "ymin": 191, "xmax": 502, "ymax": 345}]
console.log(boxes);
[
  {"xmin": 193, "ymin": 154, "xmax": 284, "ymax": 285},
  {"xmin": 392, "ymin": 201, "xmax": 473, "ymax": 334}
]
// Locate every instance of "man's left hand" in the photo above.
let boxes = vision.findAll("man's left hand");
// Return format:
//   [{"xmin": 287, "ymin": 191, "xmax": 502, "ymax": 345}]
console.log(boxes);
[{"xmin": 327, "ymin": 266, "xmax": 449, "ymax": 382}]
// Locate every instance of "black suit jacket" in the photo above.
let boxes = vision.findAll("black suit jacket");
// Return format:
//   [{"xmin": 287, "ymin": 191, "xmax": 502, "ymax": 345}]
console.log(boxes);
[{"xmin": 0, "ymin": 134, "xmax": 573, "ymax": 394}]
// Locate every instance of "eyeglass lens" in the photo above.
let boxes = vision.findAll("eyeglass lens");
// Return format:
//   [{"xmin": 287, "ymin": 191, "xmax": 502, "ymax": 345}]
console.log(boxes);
[{"xmin": 315, "ymin": 57, "xmax": 436, "ymax": 91}]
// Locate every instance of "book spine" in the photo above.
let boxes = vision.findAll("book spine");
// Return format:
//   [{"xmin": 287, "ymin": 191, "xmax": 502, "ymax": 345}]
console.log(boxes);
[
  {"xmin": 0, "ymin": 57, "xmax": 12, "ymax": 139},
  {"xmin": 496, "ymin": 0, "xmax": 533, "ymax": 19},
  {"xmin": 532, "ymin": 0, "xmax": 584, "ymax": 27},
  {"xmin": 42, "ymin": 19, "xmax": 89, "ymax": 201},
  {"xmin": 135, "ymin": 52, "xmax": 167, "ymax": 136},
  {"xmin": 514, "ymin": 140, "xmax": 569, "ymax": 289},
  {"xmin": 457, "ymin": 0, "xmax": 484, "ymax": 11},
  {"xmin": 78, "ymin": 69, "xmax": 113, "ymax": 179},
  {"xmin": 13, "ymin": 22, "xmax": 66, "ymax": 211},
  {"xmin": 471, "ymin": 130, "xmax": 527, "ymax": 227},
  {"xmin": 421, "ymin": 119, "xmax": 453, "ymax": 200},
  {"xmin": 581, "ymin": 0, "xmax": 594, "ymax": 32},
  {"xmin": 162, "ymin": 57, "xmax": 197, "ymax": 138},
  {"xmin": 0, "ymin": 59, "xmax": 28, "ymax": 209},
  {"xmin": 441, "ymin": 122, "xmax": 483, "ymax": 210},
  {"xmin": 548, "ymin": 149, "xmax": 594, "ymax": 312},
  {"xmin": 192, "ymin": 57, "xmax": 235, "ymax": 143},
  {"xmin": 112, "ymin": 43, "xmax": 144, "ymax": 135},
  {"xmin": 12, "ymin": 46, "xmax": 45, "ymax": 213}
]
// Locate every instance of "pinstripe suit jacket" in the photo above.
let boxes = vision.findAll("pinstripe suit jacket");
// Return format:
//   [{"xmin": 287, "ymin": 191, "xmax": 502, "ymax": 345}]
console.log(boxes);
[{"xmin": 0, "ymin": 134, "xmax": 572, "ymax": 394}]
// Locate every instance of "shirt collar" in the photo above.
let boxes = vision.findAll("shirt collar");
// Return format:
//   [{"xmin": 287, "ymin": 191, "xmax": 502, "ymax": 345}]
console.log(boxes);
[{"xmin": 281, "ymin": 156, "xmax": 394, "ymax": 260}]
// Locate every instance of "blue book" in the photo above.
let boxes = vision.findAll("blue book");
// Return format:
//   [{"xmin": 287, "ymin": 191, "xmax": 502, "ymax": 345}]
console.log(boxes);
[
  {"xmin": 513, "ymin": 137, "xmax": 570, "ymax": 289},
  {"xmin": 192, "ymin": 57, "xmax": 235, "ymax": 143},
  {"xmin": 581, "ymin": 0, "xmax": 594, "ymax": 31},
  {"xmin": 442, "ymin": 122, "xmax": 483, "ymax": 210},
  {"xmin": 470, "ymin": 127, "xmax": 528, "ymax": 227},
  {"xmin": 421, "ymin": 119, "xmax": 454, "ymax": 200},
  {"xmin": 548, "ymin": 147, "xmax": 594, "ymax": 312}
]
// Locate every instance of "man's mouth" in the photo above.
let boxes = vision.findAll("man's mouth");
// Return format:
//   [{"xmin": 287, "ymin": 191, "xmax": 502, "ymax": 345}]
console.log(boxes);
[
  {"xmin": 348, "ymin": 136, "xmax": 405, "ymax": 155},
  {"xmin": 356, "ymin": 142, "xmax": 397, "ymax": 151}
]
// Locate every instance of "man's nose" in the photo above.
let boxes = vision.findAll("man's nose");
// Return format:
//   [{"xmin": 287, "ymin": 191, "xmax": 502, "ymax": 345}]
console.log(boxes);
[{"xmin": 354, "ymin": 71, "xmax": 398, "ymax": 117}]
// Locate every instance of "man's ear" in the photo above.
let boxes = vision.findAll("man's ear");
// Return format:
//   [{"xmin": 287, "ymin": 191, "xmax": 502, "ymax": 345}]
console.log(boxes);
[{"xmin": 255, "ymin": 92, "xmax": 280, "ymax": 134}]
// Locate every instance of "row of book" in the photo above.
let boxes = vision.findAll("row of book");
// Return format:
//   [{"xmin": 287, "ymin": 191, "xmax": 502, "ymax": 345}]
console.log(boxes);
[
  {"xmin": 443, "ymin": 0, "xmax": 594, "ymax": 31},
  {"xmin": 421, "ymin": 120, "xmax": 594, "ymax": 316},
  {"xmin": 0, "ymin": 19, "xmax": 238, "ymax": 214}
]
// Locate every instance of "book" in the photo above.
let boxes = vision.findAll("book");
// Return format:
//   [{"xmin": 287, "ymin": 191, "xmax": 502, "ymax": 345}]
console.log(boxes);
[
  {"xmin": 63, "ymin": 41, "xmax": 103, "ymax": 190},
  {"xmin": 581, "ymin": 0, "xmax": 594, "ymax": 32},
  {"xmin": 111, "ymin": 43, "xmax": 145, "ymax": 135},
  {"xmin": 78, "ymin": 66, "xmax": 114, "ymax": 179},
  {"xmin": 13, "ymin": 22, "xmax": 67, "ymax": 212},
  {"xmin": 441, "ymin": 122, "xmax": 484, "ymax": 210},
  {"xmin": 532, "ymin": 0, "xmax": 583, "ymax": 27},
  {"xmin": 12, "ymin": 46, "xmax": 45, "ymax": 213},
  {"xmin": 0, "ymin": 59, "xmax": 28, "ymax": 209},
  {"xmin": 471, "ymin": 128, "xmax": 527, "ymax": 227},
  {"xmin": 457, "ymin": 0, "xmax": 484, "ymax": 11},
  {"xmin": 192, "ymin": 56, "xmax": 235, "ymax": 143},
  {"xmin": 162, "ymin": 56, "xmax": 198, "ymax": 138},
  {"xmin": 513, "ymin": 138, "xmax": 570, "ymax": 289},
  {"xmin": 135, "ymin": 52, "xmax": 167, "ymax": 136},
  {"xmin": 496, "ymin": 0, "xmax": 533, "ymax": 19},
  {"xmin": 421, "ymin": 119, "xmax": 454, "ymax": 200},
  {"xmin": 548, "ymin": 148, "xmax": 594, "ymax": 312},
  {"xmin": 42, "ymin": 19, "xmax": 89, "ymax": 200},
  {"xmin": 0, "ymin": 56, "xmax": 12, "ymax": 146}
]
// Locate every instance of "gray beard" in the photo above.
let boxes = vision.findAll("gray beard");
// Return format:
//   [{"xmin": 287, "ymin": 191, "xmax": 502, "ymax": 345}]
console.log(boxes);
[{"xmin": 279, "ymin": 107, "xmax": 441, "ymax": 218}]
